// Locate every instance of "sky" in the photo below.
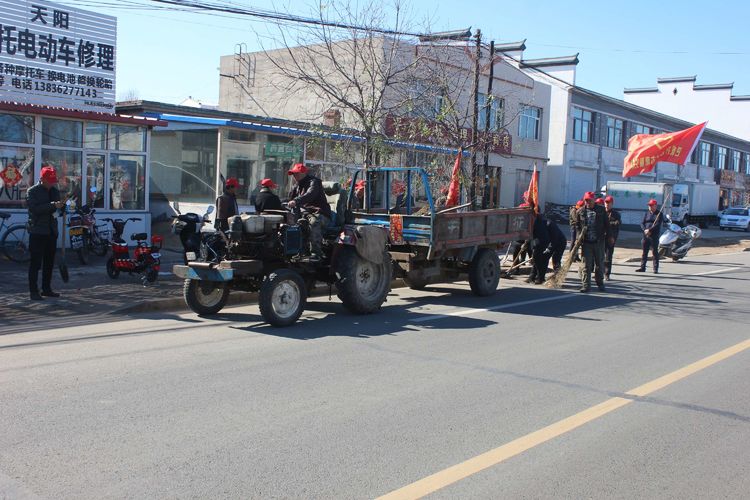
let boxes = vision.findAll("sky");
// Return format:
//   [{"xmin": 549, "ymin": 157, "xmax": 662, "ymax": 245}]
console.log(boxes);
[{"xmin": 58, "ymin": 0, "xmax": 750, "ymax": 106}]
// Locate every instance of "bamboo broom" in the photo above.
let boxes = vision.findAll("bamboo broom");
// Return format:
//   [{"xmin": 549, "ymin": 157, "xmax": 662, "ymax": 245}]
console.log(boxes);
[{"xmin": 545, "ymin": 227, "xmax": 586, "ymax": 289}]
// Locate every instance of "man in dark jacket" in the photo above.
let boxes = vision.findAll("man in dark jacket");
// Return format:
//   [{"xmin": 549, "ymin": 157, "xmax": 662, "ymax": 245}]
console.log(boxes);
[
  {"xmin": 603, "ymin": 195, "xmax": 622, "ymax": 280},
  {"xmin": 27, "ymin": 166, "xmax": 64, "ymax": 300},
  {"xmin": 215, "ymin": 177, "xmax": 239, "ymax": 231},
  {"xmin": 546, "ymin": 219, "xmax": 567, "ymax": 271},
  {"xmin": 526, "ymin": 206, "xmax": 551, "ymax": 285},
  {"xmin": 575, "ymin": 192, "xmax": 612, "ymax": 292},
  {"xmin": 637, "ymin": 199, "xmax": 663, "ymax": 273},
  {"xmin": 287, "ymin": 163, "xmax": 332, "ymax": 260},
  {"xmin": 254, "ymin": 178, "xmax": 282, "ymax": 213}
]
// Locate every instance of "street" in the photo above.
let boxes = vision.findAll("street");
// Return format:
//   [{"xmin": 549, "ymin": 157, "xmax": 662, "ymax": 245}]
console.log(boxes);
[{"xmin": 1, "ymin": 253, "xmax": 749, "ymax": 499}]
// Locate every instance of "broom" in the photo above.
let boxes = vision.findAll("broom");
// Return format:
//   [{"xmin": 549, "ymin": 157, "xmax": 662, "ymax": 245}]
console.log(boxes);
[{"xmin": 545, "ymin": 227, "xmax": 586, "ymax": 288}]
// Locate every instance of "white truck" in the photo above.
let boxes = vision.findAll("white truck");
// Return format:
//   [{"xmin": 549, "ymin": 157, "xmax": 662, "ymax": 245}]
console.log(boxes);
[{"xmin": 605, "ymin": 181, "xmax": 720, "ymax": 228}]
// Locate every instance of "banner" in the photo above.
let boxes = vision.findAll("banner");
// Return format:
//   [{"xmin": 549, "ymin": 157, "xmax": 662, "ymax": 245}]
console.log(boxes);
[
  {"xmin": 623, "ymin": 122, "xmax": 707, "ymax": 178},
  {"xmin": 527, "ymin": 163, "xmax": 539, "ymax": 213},
  {"xmin": 445, "ymin": 148, "xmax": 462, "ymax": 208}
]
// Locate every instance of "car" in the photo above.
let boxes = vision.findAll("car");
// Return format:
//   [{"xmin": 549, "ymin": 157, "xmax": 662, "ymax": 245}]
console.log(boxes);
[{"xmin": 719, "ymin": 207, "xmax": 750, "ymax": 231}]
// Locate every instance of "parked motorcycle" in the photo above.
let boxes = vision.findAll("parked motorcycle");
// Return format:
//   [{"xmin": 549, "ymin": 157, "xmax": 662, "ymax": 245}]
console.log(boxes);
[
  {"xmin": 67, "ymin": 201, "xmax": 110, "ymax": 265},
  {"xmin": 658, "ymin": 214, "xmax": 701, "ymax": 261},
  {"xmin": 102, "ymin": 216, "xmax": 163, "ymax": 285},
  {"xmin": 172, "ymin": 205, "xmax": 220, "ymax": 264}
]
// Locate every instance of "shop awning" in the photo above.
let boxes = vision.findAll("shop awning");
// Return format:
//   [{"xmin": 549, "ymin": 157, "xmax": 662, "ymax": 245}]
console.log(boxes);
[{"xmin": 0, "ymin": 101, "xmax": 168, "ymax": 127}]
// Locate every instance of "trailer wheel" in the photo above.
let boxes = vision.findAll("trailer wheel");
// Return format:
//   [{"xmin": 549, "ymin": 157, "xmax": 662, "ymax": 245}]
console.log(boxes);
[
  {"xmin": 259, "ymin": 269, "xmax": 306, "ymax": 327},
  {"xmin": 404, "ymin": 273, "xmax": 429, "ymax": 290},
  {"xmin": 468, "ymin": 248, "xmax": 500, "ymax": 296},
  {"xmin": 336, "ymin": 246, "xmax": 391, "ymax": 314},
  {"xmin": 184, "ymin": 279, "xmax": 229, "ymax": 316}
]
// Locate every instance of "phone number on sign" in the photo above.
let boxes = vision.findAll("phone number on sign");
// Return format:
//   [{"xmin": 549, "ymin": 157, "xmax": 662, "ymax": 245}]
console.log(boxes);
[{"xmin": 34, "ymin": 81, "xmax": 100, "ymax": 97}]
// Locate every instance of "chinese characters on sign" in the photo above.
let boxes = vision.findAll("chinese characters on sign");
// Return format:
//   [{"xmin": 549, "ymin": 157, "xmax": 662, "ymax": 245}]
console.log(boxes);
[{"xmin": 0, "ymin": 0, "xmax": 117, "ymax": 113}]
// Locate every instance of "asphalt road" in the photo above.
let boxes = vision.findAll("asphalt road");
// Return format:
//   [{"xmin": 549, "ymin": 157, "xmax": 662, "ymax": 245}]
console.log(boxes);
[{"xmin": 1, "ymin": 253, "xmax": 749, "ymax": 499}]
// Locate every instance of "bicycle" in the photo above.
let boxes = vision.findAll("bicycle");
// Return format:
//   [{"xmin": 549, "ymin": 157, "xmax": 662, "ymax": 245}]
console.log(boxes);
[{"xmin": 0, "ymin": 211, "xmax": 31, "ymax": 263}]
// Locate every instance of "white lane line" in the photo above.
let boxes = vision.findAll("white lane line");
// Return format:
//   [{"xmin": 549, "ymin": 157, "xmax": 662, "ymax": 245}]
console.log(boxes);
[
  {"xmin": 413, "ymin": 294, "xmax": 579, "ymax": 323},
  {"xmin": 694, "ymin": 267, "xmax": 743, "ymax": 276}
]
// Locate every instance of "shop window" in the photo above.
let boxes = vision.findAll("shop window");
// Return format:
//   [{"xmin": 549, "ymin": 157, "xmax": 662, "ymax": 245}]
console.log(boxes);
[
  {"xmin": 42, "ymin": 149, "xmax": 82, "ymax": 202},
  {"xmin": 305, "ymin": 140, "xmax": 325, "ymax": 161},
  {"xmin": 109, "ymin": 125, "xmax": 146, "ymax": 151},
  {"xmin": 226, "ymin": 130, "xmax": 255, "ymax": 142},
  {"xmin": 111, "ymin": 154, "xmax": 145, "ymax": 210},
  {"xmin": 85, "ymin": 123, "xmax": 107, "ymax": 149},
  {"xmin": 86, "ymin": 155, "xmax": 106, "ymax": 208},
  {"xmin": 0, "ymin": 113, "xmax": 34, "ymax": 144},
  {"xmin": 0, "ymin": 146, "xmax": 34, "ymax": 208},
  {"xmin": 42, "ymin": 118, "xmax": 82, "ymax": 147},
  {"xmin": 151, "ymin": 130, "xmax": 218, "ymax": 204}
]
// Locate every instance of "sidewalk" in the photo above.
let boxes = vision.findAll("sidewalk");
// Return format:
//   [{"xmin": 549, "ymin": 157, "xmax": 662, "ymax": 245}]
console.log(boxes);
[{"xmin": 2, "ymin": 225, "xmax": 748, "ymax": 333}]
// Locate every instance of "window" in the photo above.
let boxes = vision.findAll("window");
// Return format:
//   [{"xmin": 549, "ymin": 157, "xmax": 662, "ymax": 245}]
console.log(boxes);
[
  {"xmin": 731, "ymin": 150, "xmax": 741, "ymax": 172},
  {"xmin": 111, "ymin": 154, "xmax": 145, "ymax": 210},
  {"xmin": 109, "ymin": 125, "xmax": 146, "ymax": 151},
  {"xmin": 716, "ymin": 146, "xmax": 728, "ymax": 170},
  {"xmin": 606, "ymin": 117, "xmax": 624, "ymax": 149},
  {"xmin": 42, "ymin": 149, "xmax": 83, "ymax": 202},
  {"xmin": 572, "ymin": 107, "xmax": 593, "ymax": 143},
  {"xmin": 699, "ymin": 142, "xmax": 712, "ymax": 167},
  {"xmin": 42, "ymin": 118, "xmax": 82, "ymax": 147},
  {"xmin": 0, "ymin": 113, "xmax": 34, "ymax": 144},
  {"xmin": 151, "ymin": 129, "xmax": 218, "ymax": 204},
  {"xmin": 0, "ymin": 146, "xmax": 34, "ymax": 208},
  {"xmin": 632, "ymin": 123, "xmax": 652, "ymax": 136},
  {"xmin": 478, "ymin": 94, "xmax": 504, "ymax": 131},
  {"xmin": 745, "ymin": 153, "xmax": 750, "ymax": 175},
  {"xmin": 85, "ymin": 123, "xmax": 107, "ymax": 149},
  {"xmin": 519, "ymin": 106, "xmax": 541, "ymax": 140},
  {"xmin": 434, "ymin": 95, "xmax": 446, "ymax": 118}
]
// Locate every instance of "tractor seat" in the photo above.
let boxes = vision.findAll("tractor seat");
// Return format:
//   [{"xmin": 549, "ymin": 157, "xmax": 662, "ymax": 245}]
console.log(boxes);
[
  {"xmin": 323, "ymin": 181, "xmax": 348, "ymax": 229},
  {"xmin": 131, "ymin": 232, "xmax": 148, "ymax": 241}
]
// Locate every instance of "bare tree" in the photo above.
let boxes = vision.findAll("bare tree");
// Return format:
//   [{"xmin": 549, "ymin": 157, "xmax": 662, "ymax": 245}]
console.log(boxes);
[{"xmin": 118, "ymin": 88, "xmax": 140, "ymax": 102}]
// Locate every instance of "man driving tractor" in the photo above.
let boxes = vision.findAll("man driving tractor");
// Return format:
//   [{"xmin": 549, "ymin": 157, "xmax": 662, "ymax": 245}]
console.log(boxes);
[{"xmin": 287, "ymin": 163, "xmax": 332, "ymax": 262}]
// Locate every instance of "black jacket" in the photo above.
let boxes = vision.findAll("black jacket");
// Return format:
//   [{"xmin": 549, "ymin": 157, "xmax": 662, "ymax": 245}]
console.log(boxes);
[
  {"xmin": 546, "ymin": 219, "xmax": 567, "ymax": 250},
  {"xmin": 641, "ymin": 209, "xmax": 663, "ymax": 237},
  {"xmin": 215, "ymin": 189, "xmax": 238, "ymax": 230},
  {"xmin": 531, "ymin": 215, "xmax": 550, "ymax": 251},
  {"xmin": 288, "ymin": 174, "xmax": 332, "ymax": 218},
  {"xmin": 26, "ymin": 183, "xmax": 60, "ymax": 237},
  {"xmin": 254, "ymin": 187, "xmax": 282, "ymax": 213},
  {"xmin": 607, "ymin": 208, "xmax": 622, "ymax": 242},
  {"xmin": 575, "ymin": 204, "xmax": 611, "ymax": 242}
]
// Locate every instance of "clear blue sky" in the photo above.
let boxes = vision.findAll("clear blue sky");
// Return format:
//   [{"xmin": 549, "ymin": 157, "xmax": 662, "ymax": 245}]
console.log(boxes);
[{"xmin": 61, "ymin": 0, "xmax": 750, "ymax": 105}]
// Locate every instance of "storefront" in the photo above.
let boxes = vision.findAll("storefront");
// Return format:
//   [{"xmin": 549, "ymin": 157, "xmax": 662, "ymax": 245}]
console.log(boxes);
[
  {"xmin": 0, "ymin": 103, "xmax": 165, "ymax": 238},
  {"xmin": 716, "ymin": 169, "xmax": 750, "ymax": 209},
  {"xmin": 116, "ymin": 102, "xmax": 462, "ymax": 221}
]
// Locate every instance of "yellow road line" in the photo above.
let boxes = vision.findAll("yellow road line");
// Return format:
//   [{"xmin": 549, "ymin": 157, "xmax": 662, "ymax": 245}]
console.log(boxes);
[{"xmin": 378, "ymin": 337, "xmax": 750, "ymax": 500}]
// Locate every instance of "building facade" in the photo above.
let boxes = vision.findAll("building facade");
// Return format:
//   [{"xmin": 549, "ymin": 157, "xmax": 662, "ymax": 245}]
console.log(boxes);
[
  {"xmin": 218, "ymin": 39, "xmax": 552, "ymax": 208},
  {"xmin": 505, "ymin": 53, "xmax": 750, "ymax": 212}
]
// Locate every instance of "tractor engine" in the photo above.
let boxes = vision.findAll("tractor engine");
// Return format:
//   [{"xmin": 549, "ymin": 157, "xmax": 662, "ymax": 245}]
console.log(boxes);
[{"xmin": 227, "ymin": 214, "xmax": 303, "ymax": 260}]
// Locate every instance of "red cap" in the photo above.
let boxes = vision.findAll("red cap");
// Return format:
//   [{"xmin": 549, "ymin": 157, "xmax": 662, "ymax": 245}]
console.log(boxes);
[
  {"xmin": 604, "ymin": 195, "xmax": 614, "ymax": 203},
  {"xmin": 40, "ymin": 166, "xmax": 58, "ymax": 183},
  {"xmin": 595, "ymin": 198, "xmax": 604, "ymax": 205},
  {"xmin": 583, "ymin": 192, "xmax": 595, "ymax": 201},
  {"xmin": 648, "ymin": 199, "xmax": 658, "ymax": 206},
  {"xmin": 225, "ymin": 177, "xmax": 239, "ymax": 189},
  {"xmin": 575, "ymin": 200, "xmax": 584, "ymax": 208},
  {"xmin": 287, "ymin": 163, "xmax": 308, "ymax": 175},
  {"xmin": 260, "ymin": 178, "xmax": 277, "ymax": 189}
]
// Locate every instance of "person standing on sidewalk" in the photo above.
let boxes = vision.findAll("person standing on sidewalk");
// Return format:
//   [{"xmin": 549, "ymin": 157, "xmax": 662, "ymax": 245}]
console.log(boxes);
[
  {"xmin": 575, "ymin": 192, "xmax": 612, "ymax": 292},
  {"xmin": 603, "ymin": 195, "xmax": 621, "ymax": 280},
  {"xmin": 569, "ymin": 200, "xmax": 583, "ymax": 262},
  {"xmin": 636, "ymin": 199, "xmax": 663, "ymax": 274},
  {"xmin": 27, "ymin": 166, "xmax": 64, "ymax": 300}
]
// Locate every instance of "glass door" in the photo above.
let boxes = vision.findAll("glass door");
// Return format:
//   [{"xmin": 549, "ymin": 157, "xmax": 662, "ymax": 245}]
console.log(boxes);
[{"xmin": 85, "ymin": 153, "xmax": 107, "ymax": 209}]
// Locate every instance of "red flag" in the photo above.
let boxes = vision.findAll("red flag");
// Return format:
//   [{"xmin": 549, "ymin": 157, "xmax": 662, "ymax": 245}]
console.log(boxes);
[
  {"xmin": 445, "ymin": 149, "xmax": 462, "ymax": 208},
  {"xmin": 526, "ymin": 163, "xmax": 539, "ymax": 214},
  {"xmin": 623, "ymin": 122, "xmax": 707, "ymax": 178}
]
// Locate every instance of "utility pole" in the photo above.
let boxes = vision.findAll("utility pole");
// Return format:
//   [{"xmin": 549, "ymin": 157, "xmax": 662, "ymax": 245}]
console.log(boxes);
[
  {"xmin": 470, "ymin": 29, "xmax": 481, "ymax": 209},
  {"xmin": 481, "ymin": 40, "xmax": 495, "ymax": 209}
]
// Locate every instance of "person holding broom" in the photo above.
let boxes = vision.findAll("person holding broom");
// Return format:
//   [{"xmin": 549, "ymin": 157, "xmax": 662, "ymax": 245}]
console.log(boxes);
[
  {"xmin": 603, "ymin": 195, "xmax": 621, "ymax": 280},
  {"xmin": 575, "ymin": 192, "xmax": 612, "ymax": 293}
]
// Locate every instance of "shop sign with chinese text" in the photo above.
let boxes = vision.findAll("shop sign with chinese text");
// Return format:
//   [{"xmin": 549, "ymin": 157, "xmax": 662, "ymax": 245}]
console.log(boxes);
[{"xmin": 0, "ymin": 0, "xmax": 116, "ymax": 113}]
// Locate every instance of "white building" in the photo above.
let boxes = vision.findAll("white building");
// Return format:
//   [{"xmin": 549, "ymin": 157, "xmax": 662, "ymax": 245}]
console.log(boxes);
[{"xmin": 624, "ymin": 76, "xmax": 750, "ymax": 142}]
